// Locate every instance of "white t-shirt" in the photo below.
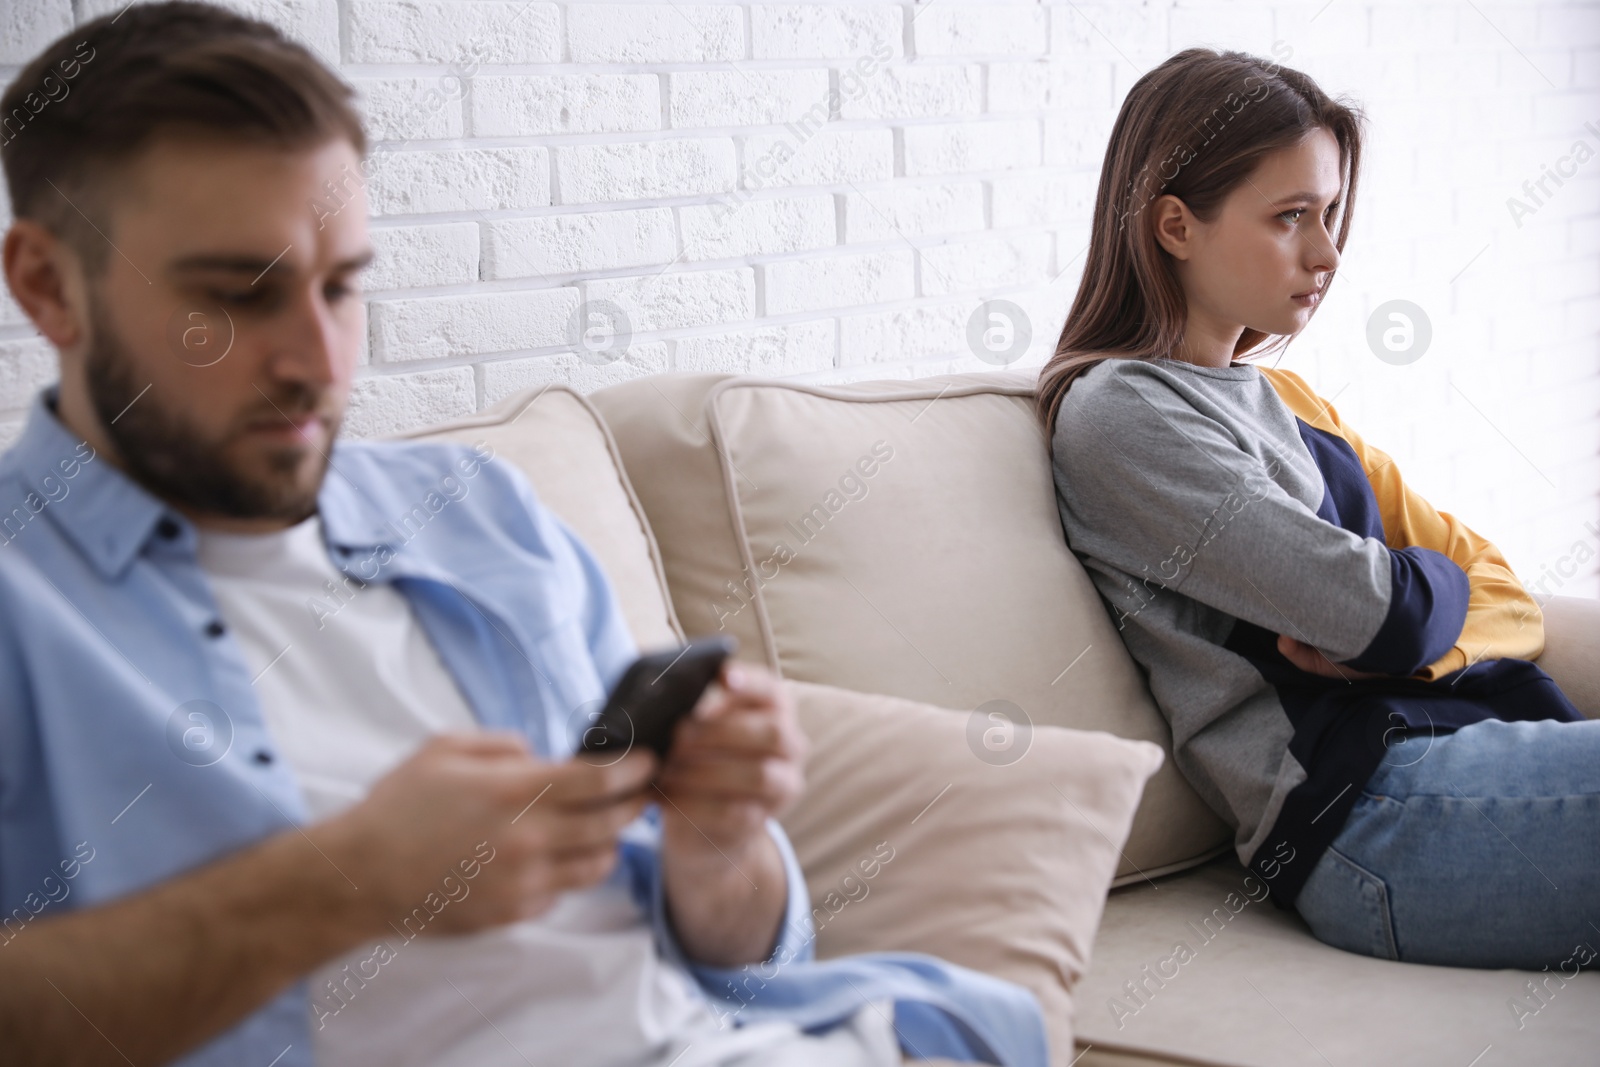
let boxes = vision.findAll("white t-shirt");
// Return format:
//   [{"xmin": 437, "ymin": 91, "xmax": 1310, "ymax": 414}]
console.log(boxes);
[{"xmin": 195, "ymin": 513, "xmax": 900, "ymax": 1067}]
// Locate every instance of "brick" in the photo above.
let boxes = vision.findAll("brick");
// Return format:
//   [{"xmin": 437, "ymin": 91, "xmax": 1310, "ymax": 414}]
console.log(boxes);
[
  {"xmin": 1542, "ymin": 6, "xmax": 1600, "ymax": 48},
  {"xmin": 681, "ymin": 195, "xmax": 836, "ymax": 261},
  {"xmin": 913, "ymin": 4, "xmax": 1047, "ymax": 56},
  {"xmin": 1416, "ymin": 49, "xmax": 1500, "ymax": 99},
  {"xmin": 839, "ymin": 300, "xmax": 968, "ymax": 366},
  {"xmin": 366, "ymin": 147, "xmax": 550, "ymax": 215},
  {"xmin": 483, "ymin": 208, "xmax": 676, "ymax": 280},
  {"xmin": 918, "ymin": 233, "xmax": 1052, "ymax": 297},
  {"xmin": 0, "ymin": 289, "xmax": 30, "ymax": 328},
  {"xmin": 904, "ymin": 120, "xmax": 1041, "ymax": 176},
  {"xmin": 838, "ymin": 63, "xmax": 981, "ymax": 120},
  {"xmin": 752, "ymin": 5, "xmax": 904, "ymax": 60},
  {"xmin": 1167, "ymin": 5, "xmax": 1274, "ymax": 50},
  {"xmin": 1575, "ymin": 47, "xmax": 1600, "ymax": 90},
  {"xmin": 558, "ymin": 139, "xmax": 737, "ymax": 204},
  {"xmin": 742, "ymin": 128, "xmax": 894, "ymax": 189},
  {"xmin": 78, "ymin": 0, "xmax": 339, "ymax": 63},
  {"xmin": 585, "ymin": 268, "xmax": 755, "ymax": 332},
  {"xmin": 1272, "ymin": 7, "xmax": 1368, "ymax": 51},
  {"xmin": 1051, "ymin": 2, "xmax": 1168, "ymax": 57},
  {"xmin": 1006, "ymin": 283, "xmax": 1070, "ymax": 360},
  {"xmin": 342, "ymin": 366, "xmax": 476, "ymax": 438},
  {"xmin": 368, "ymin": 288, "xmax": 579, "ymax": 362},
  {"xmin": 470, "ymin": 75, "xmax": 659, "ymax": 137},
  {"xmin": 0, "ymin": 337, "xmax": 53, "ymax": 411},
  {"xmin": 352, "ymin": 77, "xmax": 465, "ymax": 143},
  {"xmin": 1569, "ymin": 216, "xmax": 1600, "ymax": 258},
  {"xmin": 765, "ymin": 249, "xmax": 914, "ymax": 315},
  {"xmin": 670, "ymin": 69, "xmax": 831, "ymax": 128},
  {"xmin": 987, "ymin": 62, "xmax": 1049, "ymax": 115},
  {"xmin": 1472, "ymin": 5, "xmax": 1543, "ymax": 48},
  {"xmin": 1370, "ymin": 4, "xmax": 1459, "ymax": 46},
  {"xmin": 1, "ymin": 0, "xmax": 71, "ymax": 64},
  {"xmin": 568, "ymin": 5, "xmax": 742, "ymax": 63},
  {"xmin": 675, "ymin": 320, "xmax": 836, "ymax": 375},
  {"xmin": 482, "ymin": 343, "xmax": 669, "ymax": 403},
  {"xmin": 1044, "ymin": 110, "xmax": 1113, "ymax": 167},
  {"xmin": 364, "ymin": 223, "xmax": 480, "ymax": 292},
  {"xmin": 1531, "ymin": 92, "xmax": 1600, "ymax": 138},
  {"xmin": 346, "ymin": 1, "xmax": 560, "ymax": 64},
  {"xmin": 844, "ymin": 181, "xmax": 985, "ymax": 242},
  {"xmin": 1533, "ymin": 253, "xmax": 1600, "ymax": 303},
  {"xmin": 988, "ymin": 59, "xmax": 1116, "ymax": 112},
  {"xmin": 991, "ymin": 172, "xmax": 1093, "ymax": 228}
]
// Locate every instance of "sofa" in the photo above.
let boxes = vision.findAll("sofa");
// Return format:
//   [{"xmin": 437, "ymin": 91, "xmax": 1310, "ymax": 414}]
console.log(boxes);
[{"xmin": 399, "ymin": 366, "xmax": 1600, "ymax": 1067}]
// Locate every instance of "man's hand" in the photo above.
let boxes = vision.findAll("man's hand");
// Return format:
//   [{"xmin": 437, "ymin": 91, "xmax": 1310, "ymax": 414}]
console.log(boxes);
[
  {"xmin": 1276, "ymin": 634, "xmax": 1388, "ymax": 681},
  {"xmin": 0, "ymin": 729, "xmax": 656, "ymax": 1067},
  {"xmin": 319, "ymin": 731, "xmax": 657, "ymax": 934},
  {"xmin": 656, "ymin": 662, "xmax": 807, "ymax": 851},
  {"xmin": 654, "ymin": 662, "xmax": 807, "ymax": 966}
]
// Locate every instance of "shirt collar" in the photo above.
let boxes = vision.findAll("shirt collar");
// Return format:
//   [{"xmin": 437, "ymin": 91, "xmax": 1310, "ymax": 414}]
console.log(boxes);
[
  {"xmin": 315, "ymin": 457, "xmax": 407, "ymax": 557},
  {"xmin": 9, "ymin": 386, "xmax": 170, "ymax": 580},
  {"xmin": 8, "ymin": 386, "xmax": 400, "ymax": 579}
]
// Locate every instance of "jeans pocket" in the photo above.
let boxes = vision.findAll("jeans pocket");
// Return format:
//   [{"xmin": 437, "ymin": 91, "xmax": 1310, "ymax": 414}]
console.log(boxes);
[{"xmin": 1293, "ymin": 844, "xmax": 1400, "ymax": 961}]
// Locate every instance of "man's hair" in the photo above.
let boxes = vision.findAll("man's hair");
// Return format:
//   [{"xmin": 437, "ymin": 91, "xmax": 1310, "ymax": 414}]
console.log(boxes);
[{"xmin": 0, "ymin": 0, "xmax": 367, "ymax": 279}]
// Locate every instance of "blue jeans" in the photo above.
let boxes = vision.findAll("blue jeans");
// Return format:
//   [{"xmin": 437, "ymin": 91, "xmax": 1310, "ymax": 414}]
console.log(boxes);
[{"xmin": 1293, "ymin": 716, "xmax": 1600, "ymax": 969}]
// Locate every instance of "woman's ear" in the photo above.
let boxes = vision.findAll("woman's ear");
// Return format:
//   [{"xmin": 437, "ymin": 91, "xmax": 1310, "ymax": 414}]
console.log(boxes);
[{"xmin": 1150, "ymin": 193, "xmax": 1198, "ymax": 261}]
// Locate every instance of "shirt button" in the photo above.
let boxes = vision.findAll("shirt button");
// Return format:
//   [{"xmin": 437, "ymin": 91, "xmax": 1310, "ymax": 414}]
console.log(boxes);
[
  {"xmin": 156, "ymin": 517, "xmax": 181, "ymax": 540},
  {"xmin": 204, "ymin": 619, "xmax": 227, "ymax": 638},
  {"xmin": 252, "ymin": 749, "xmax": 274, "ymax": 765}
]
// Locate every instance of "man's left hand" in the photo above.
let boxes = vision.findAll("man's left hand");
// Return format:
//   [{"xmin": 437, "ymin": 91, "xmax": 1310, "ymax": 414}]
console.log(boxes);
[{"xmin": 655, "ymin": 661, "xmax": 806, "ymax": 860}]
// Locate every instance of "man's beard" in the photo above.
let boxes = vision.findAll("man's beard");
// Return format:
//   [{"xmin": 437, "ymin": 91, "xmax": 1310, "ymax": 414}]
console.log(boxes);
[{"xmin": 84, "ymin": 304, "xmax": 341, "ymax": 523}]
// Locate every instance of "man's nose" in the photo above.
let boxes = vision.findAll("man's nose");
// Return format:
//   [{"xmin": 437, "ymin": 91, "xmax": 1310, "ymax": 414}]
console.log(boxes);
[{"xmin": 267, "ymin": 287, "xmax": 344, "ymax": 388}]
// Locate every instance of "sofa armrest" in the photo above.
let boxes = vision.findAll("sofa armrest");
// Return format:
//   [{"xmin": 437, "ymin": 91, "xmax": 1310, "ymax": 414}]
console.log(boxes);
[{"xmin": 1536, "ymin": 596, "xmax": 1600, "ymax": 719}]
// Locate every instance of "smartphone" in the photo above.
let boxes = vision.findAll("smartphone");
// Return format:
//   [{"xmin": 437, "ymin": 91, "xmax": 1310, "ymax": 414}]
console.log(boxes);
[{"xmin": 578, "ymin": 634, "xmax": 738, "ymax": 758}]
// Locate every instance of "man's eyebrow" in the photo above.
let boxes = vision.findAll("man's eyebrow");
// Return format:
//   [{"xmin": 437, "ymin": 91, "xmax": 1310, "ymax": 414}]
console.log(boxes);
[{"xmin": 167, "ymin": 249, "xmax": 376, "ymax": 277}]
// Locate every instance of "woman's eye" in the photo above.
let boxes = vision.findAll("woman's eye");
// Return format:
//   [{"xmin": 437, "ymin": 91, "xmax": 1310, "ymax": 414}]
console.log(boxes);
[
  {"xmin": 210, "ymin": 289, "xmax": 264, "ymax": 307},
  {"xmin": 1281, "ymin": 204, "xmax": 1339, "ymax": 226}
]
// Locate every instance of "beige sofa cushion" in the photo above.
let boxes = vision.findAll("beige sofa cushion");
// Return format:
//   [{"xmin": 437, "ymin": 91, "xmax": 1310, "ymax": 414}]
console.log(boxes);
[
  {"xmin": 398, "ymin": 383, "xmax": 684, "ymax": 650},
  {"xmin": 779, "ymin": 678, "xmax": 1166, "ymax": 1067},
  {"xmin": 591, "ymin": 373, "xmax": 774, "ymax": 658},
  {"xmin": 591, "ymin": 371, "xmax": 1233, "ymax": 884},
  {"xmin": 1536, "ymin": 595, "xmax": 1600, "ymax": 716},
  {"xmin": 1075, "ymin": 853, "xmax": 1600, "ymax": 1067}
]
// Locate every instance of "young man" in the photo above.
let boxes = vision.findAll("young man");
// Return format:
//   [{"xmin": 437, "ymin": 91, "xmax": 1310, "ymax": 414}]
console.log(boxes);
[{"xmin": 0, "ymin": 5, "xmax": 1047, "ymax": 1065}]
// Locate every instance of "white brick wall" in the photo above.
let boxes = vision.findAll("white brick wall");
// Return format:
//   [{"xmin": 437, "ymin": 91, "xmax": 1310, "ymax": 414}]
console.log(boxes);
[{"xmin": 0, "ymin": 0, "xmax": 1597, "ymax": 595}]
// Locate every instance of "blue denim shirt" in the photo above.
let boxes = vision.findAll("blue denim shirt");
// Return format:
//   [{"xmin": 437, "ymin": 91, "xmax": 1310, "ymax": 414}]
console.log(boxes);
[{"xmin": 0, "ymin": 387, "xmax": 1047, "ymax": 1067}]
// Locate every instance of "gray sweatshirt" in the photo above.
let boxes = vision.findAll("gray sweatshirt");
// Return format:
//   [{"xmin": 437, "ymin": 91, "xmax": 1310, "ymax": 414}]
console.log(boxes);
[{"xmin": 1048, "ymin": 356, "xmax": 1576, "ymax": 907}]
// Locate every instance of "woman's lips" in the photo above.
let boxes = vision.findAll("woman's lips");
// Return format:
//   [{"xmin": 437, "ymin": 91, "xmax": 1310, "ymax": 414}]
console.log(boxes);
[{"xmin": 1291, "ymin": 289, "xmax": 1320, "ymax": 306}]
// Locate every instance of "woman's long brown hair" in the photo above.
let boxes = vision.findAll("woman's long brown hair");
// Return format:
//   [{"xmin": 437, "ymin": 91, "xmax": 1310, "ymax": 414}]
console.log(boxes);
[{"xmin": 1034, "ymin": 48, "xmax": 1367, "ymax": 434}]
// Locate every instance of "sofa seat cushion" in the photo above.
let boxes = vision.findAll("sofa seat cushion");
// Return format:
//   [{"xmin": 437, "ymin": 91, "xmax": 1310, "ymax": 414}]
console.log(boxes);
[
  {"xmin": 779, "ymin": 678, "xmax": 1166, "ymax": 1067},
  {"xmin": 1075, "ymin": 853, "xmax": 1600, "ymax": 1066},
  {"xmin": 591, "ymin": 370, "xmax": 1232, "ymax": 884},
  {"xmin": 397, "ymin": 383, "xmax": 684, "ymax": 651},
  {"xmin": 1535, "ymin": 595, "xmax": 1600, "ymax": 717}
]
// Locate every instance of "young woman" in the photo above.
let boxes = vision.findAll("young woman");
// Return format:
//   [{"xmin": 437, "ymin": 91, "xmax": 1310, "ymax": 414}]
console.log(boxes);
[{"xmin": 1038, "ymin": 48, "xmax": 1595, "ymax": 969}]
